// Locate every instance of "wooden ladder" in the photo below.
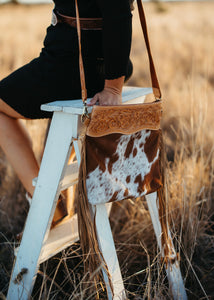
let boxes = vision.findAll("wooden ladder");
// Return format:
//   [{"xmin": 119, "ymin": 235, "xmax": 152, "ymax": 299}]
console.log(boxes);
[{"xmin": 7, "ymin": 87, "xmax": 187, "ymax": 300}]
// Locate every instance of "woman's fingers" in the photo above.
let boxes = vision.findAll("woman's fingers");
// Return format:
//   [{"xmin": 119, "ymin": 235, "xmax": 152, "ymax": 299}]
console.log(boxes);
[{"xmin": 87, "ymin": 93, "xmax": 99, "ymax": 106}]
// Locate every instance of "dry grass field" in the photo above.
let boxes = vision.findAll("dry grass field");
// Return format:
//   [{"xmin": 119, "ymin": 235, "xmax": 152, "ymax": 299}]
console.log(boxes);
[{"xmin": 0, "ymin": 1, "xmax": 214, "ymax": 299}]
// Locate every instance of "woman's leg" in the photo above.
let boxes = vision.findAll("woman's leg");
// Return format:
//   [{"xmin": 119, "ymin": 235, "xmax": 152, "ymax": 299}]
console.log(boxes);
[{"xmin": 0, "ymin": 99, "xmax": 39, "ymax": 196}]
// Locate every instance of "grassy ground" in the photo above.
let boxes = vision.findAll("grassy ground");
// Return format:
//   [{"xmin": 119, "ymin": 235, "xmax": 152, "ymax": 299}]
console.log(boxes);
[{"xmin": 0, "ymin": 1, "xmax": 214, "ymax": 299}]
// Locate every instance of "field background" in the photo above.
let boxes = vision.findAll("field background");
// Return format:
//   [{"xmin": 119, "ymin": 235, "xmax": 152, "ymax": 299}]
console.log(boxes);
[{"xmin": 0, "ymin": 1, "xmax": 214, "ymax": 299}]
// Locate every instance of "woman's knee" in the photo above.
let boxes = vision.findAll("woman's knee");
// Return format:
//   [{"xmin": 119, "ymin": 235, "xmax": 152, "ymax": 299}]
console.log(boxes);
[{"xmin": 0, "ymin": 98, "xmax": 24, "ymax": 119}]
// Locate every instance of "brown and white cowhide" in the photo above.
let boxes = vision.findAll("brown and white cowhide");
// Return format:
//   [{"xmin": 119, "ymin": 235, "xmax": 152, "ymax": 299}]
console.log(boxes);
[{"xmin": 85, "ymin": 129, "xmax": 162, "ymax": 205}]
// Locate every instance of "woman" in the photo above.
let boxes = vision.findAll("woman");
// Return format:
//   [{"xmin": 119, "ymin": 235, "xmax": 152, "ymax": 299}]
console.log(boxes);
[{"xmin": 0, "ymin": 0, "xmax": 133, "ymax": 200}]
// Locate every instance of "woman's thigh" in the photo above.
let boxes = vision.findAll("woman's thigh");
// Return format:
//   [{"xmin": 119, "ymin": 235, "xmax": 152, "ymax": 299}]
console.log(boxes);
[{"xmin": 0, "ymin": 54, "xmax": 105, "ymax": 119}]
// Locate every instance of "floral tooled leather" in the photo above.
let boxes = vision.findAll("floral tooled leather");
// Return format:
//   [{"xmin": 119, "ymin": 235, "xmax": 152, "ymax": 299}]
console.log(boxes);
[{"xmin": 86, "ymin": 101, "xmax": 162, "ymax": 137}]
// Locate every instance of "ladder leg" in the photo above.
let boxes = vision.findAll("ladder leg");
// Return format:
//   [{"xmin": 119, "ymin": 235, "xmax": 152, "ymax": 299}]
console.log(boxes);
[
  {"xmin": 7, "ymin": 112, "xmax": 78, "ymax": 300},
  {"xmin": 92, "ymin": 204, "xmax": 126, "ymax": 300},
  {"xmin": 145, "ymin": 192, "xmax": 187, "ymax": 300}
]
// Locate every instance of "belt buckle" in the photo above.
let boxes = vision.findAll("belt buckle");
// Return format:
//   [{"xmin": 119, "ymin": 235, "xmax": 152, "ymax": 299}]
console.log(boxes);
[{"xmin": 51, "ymin": 10, "xmax": 57, "ymax": 26}]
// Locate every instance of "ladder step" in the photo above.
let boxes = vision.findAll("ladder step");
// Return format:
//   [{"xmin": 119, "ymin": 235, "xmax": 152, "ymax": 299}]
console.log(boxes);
[
  {"xmin": 14, "ymin": 215, "xmax": 79, "ymax": 264},
  {"xmin": 60, "ymin": 162, "xmax": 79, "ymax": 191},
  {"xmin": 32, "ymin": 161, "xmax": 79, "ymax": 190},
  {"xmin": 39, "ymin": 213, "xmax": 79, "ymax": 263},
  {"xmin": 14, "ymin": 214, "xmax": 79, "ymax": 264},
  {"xmin": 14, "ymin": 205, "xmax": 113, "ymax": 264},
  {"xmin": 39, "ymin": 204, "xmax": 112, "ymax": 264}
]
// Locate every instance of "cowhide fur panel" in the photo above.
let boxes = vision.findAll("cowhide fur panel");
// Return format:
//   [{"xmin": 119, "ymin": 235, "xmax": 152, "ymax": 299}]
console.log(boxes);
[{"xmin": 86, "ymin": 130, "xmax": 162, "ymax": 205}]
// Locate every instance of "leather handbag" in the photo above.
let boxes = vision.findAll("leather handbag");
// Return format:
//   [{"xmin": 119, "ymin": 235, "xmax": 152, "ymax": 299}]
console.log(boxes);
[{"xmin": 74, "ymin": 0, "xmax": 165, "ymax": 293}]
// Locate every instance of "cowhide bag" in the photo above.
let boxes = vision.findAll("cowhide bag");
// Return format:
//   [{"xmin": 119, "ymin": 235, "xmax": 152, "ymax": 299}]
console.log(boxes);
[{"xmin": 74, "ymin": 0, "xmax": 164, "ymax": 292}]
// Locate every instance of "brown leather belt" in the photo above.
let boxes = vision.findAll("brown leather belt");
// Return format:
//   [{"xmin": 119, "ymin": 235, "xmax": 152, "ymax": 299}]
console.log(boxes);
[{"xmin": 51, "ymin": 10, "xmax": 103, "ymax": 30}]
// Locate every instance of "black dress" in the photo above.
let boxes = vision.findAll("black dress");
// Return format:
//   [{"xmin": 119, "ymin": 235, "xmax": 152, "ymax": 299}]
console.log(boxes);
[{"xmin": 0, "ymin": 0, "xmax": 132, "ymax": 119}]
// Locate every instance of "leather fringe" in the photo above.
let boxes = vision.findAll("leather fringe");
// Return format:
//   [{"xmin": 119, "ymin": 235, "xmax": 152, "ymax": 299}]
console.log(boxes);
[
  {"xmin": 157, "ymin": 131, "xmax": 171, "ymax": 259},
  {"xmin": 76, "ymin": 135, "xmax": 113, "ymax": 297}
]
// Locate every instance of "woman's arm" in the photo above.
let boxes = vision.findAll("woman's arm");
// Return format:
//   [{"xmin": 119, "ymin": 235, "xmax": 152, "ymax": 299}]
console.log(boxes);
[{"xmin": 88, "ymin": 0, "xmax": 132, "ymax": 106}]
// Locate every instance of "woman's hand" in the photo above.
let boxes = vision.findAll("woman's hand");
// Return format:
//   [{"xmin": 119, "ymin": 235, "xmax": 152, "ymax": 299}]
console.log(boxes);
[
  {"xmin": 88, "ymin": 76, "xmax": 125, "ymax": 106},
  {"xmin": 88, "ymin": 86, "xmax": 122, "ymax": 106}
]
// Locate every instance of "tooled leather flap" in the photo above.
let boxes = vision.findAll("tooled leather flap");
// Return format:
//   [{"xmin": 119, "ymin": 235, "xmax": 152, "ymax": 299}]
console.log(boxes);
[{"xmin": 86, "ymin": 101, "xmax": 162, "ymax": 137}]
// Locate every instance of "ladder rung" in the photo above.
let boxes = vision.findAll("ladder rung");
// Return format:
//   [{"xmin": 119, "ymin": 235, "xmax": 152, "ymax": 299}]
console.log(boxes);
[{"xmin": 32, "ymin": 161, "xmax": 79, "ymax": 190}]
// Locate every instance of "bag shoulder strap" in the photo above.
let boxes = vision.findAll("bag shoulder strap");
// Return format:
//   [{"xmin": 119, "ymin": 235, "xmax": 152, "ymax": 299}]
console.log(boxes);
[
  {"xmin": 75, "ymin": 0, "xmax": 162, "ymax": 104},
  {"xmin": 137, "ymin": 0, "xmax": 161, "ymax": 100},
  {"xmin": 75, "ymin": 0, "xmax": 87, "ymax": 103}
]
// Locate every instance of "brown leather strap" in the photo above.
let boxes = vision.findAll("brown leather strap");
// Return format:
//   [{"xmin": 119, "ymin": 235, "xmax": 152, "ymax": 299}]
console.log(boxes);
[
  {"xmin": 75, "ymin": 0, "xmax": 162, "ymax": 103},
  {"xmin": 54, "ymin": 10, "xmax": 103, "ymax": 30},
  {"xmin": 137, "ymin": 0, "xmax": 161, "ymax": 99},
  {"xmin": 75, "ymin": 0, "xmax": 87, "ymax": 102}
]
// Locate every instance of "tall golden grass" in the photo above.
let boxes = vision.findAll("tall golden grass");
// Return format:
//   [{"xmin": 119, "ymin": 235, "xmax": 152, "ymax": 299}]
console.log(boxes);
[{"xmin": 0, "ymin": 2, "xmax": 214, "ymax": 299}]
